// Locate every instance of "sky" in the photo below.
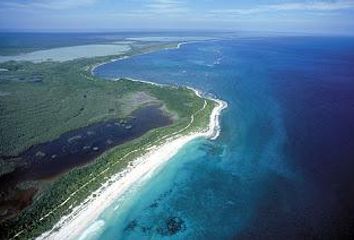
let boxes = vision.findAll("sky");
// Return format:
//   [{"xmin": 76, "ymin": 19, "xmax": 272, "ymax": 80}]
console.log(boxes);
[{"xmin": 1, "ymin": 0, "xmax": 354, "ymax": 34}]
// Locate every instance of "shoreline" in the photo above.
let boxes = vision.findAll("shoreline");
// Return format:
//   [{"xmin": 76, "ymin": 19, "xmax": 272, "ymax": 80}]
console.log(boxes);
[
  {"xmin": 37, "ymin": 93, "xmax": 227, "ymax": 240},
  {"xmin": 90, "ymin": 40, "xmax": 190, "ymax": 76},
  {"xmin": 37, "ymin": 40, "xmax": 227, "ymax": 240}
]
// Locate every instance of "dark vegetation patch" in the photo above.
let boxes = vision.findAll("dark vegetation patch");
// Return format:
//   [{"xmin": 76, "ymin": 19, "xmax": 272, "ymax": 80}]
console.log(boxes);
[
  {"xmin": 158, "ymin": 216, "xmax": 186, "ymax": 236},
  {"xmin": 0, "ymin": 105, "xmax": 172, "ymax": 221},
  {"xmin": 124, "ymin": 216, "xmax": 186, "ymax": 236}
]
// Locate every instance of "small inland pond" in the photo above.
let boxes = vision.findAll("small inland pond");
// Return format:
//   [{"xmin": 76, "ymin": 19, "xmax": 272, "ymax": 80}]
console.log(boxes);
[{"xmin": 0, "ymin": 105, "xmax": 172, "ymax": 220}]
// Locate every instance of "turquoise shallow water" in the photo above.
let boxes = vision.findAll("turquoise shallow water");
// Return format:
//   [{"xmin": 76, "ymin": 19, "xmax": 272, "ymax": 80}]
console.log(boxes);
[{"xmin": 92, "ymin": 37, "xmax": 354, "ymax": 239}]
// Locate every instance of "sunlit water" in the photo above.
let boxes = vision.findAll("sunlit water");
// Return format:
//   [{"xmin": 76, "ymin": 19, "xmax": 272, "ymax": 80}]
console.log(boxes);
[{"xmin": 92, "ymin": 37, "xmax": 354, "ymax": 239}]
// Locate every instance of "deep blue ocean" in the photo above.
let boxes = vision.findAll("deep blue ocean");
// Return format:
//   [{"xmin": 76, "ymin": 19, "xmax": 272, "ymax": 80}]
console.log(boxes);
[{"xmin": 92, "ymin": 36, "xmax": 354, "ymax": 240}]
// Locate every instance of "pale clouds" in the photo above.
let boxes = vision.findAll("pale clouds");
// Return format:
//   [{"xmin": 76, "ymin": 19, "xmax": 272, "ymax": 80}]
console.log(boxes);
[
  {"xmin": 0, "ymin": 0, "xmax": 353, "ymax": 33},
  {"xmin": 144, "ymin": 0, "xmax": 189, "ymax": 14},
  {"xmin": 0, "ymin": 0, "xmax": 97, "ymax": 10},
  {"xmin": 209, "ymin": 0, "xmax": 354, "ymax": 16}
]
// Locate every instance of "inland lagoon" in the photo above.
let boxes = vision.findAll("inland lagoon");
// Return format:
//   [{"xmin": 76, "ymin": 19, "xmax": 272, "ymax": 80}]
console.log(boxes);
[
  {"xmin": 0, "ymin": 105, "xmax": 172, "ymax": 221},
  {"xmin": 0, "ymin": 44, "xmax": 131, "ymax": 63}
]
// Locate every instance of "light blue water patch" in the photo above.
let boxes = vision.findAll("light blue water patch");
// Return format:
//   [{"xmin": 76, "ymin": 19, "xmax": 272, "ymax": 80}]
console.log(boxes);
[
  {"xmin": 78, "ymin": 220, "xmax": 106, "ymax": 240},
  {"xmin": 93, "ymin": 140, "xmax": 220, "ymax": 239}
]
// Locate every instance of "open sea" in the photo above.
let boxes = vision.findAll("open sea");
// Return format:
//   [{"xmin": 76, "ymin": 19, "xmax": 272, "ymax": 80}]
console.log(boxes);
[{"xmin": 93, "ymin": 36, "xmax": 354, "ymax": 240}]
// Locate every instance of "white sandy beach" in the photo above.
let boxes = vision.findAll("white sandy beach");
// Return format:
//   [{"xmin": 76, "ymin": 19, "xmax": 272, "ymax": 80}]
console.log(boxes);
[
  {"xmin": 37, "ymin": 94, "xmax": 227, "ymax": 240},
  {"xmin": 126, "ymin": 36, "xmax": 215, "ymax": 42}
]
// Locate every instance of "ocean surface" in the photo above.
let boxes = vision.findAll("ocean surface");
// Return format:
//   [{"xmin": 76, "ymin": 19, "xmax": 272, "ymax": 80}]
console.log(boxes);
[{"xmin": 93, "ymin": 36, "xmax": 354, "ymax": 240}]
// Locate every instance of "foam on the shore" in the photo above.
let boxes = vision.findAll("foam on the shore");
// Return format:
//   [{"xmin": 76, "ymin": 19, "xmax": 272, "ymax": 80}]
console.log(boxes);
[
  {"xmin": 126, "ymin": 36, "xmax": 215, "ymax": 42},
  {"xmin": 77, "ymin": 220, "xmax": 105, "ymax": 240},
  {"xmin": 37, "ymin": 91, "xmax": 227, "ymax": 240}
]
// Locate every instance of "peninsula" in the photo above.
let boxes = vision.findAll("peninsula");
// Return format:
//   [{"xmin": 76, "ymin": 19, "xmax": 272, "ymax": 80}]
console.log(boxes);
[{"xmin": 0, "ymin": 40, "xmax": 226, "ymax": 239}]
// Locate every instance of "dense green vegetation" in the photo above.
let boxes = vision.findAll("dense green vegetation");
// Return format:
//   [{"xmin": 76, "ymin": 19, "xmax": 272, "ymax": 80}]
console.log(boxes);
[
  {"xmin": 0, "ymin": 42, "xmax": 216, "ymax": 239},
  {"xmin": 0, "ymin": 41, "xmax": 179, "ymax": 156}
]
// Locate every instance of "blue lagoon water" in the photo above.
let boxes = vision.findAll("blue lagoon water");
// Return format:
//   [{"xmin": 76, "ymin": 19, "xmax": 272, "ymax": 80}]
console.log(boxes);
[{"xmin": 92, "ymin": 37, "xmax": 354, "ymax": 239}]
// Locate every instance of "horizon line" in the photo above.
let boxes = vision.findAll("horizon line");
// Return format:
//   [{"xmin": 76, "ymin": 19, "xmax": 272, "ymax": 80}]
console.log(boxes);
[{"xmin": 0, "ymin": 29, "xmax": 353, "ymax": 37}]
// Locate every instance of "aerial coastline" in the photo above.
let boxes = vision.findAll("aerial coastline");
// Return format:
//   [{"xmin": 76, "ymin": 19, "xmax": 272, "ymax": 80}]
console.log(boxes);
[
  {"xmin": 1, "ymin": 0, "xmax": 353, "ymax": 237},
  {"xmin": 39, "ymin": 42, "xmax": 227, "ymax": 239},
  {"xmin": 40, "ymin": 45, "xmax": 227, "ymax": 239},
  {"xmin": 38, "ymin": 86, "xmax": 227, "ymax": 240},
  {"xmin": 89, "ymin": 41, "xmax": 188, "ymax": 77},
  {"xmin": 0, "ymin": 39, "xmax": 228, "ymax": 240}
]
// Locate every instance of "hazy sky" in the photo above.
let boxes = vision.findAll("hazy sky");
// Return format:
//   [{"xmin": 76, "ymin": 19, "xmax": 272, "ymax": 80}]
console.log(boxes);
[{"xmin": 1, "ymin": 0, "xmax": 354, "ymax": 34}]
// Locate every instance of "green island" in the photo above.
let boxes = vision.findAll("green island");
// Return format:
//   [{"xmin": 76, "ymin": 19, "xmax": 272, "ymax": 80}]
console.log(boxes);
[{"xmin": 0, "ymin": 41, "xmax": 217, "ymax": 239}]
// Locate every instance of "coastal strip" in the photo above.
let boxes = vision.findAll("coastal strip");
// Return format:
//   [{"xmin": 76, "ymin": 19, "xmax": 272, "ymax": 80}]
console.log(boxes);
[
  {"xmin": 37, "ymin": 91, "xmax": 227, "ymax": 240},
  {"xmin": 89, "ymin": 40, "xmax": 190, "ymax": 76},
  {"xmin": 2, "ymin": 39, "xmax": 225, "ymax": 240},
  {"xmin": 36, "ymin": 40, "xmax": 226, "ymax": 240}
]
